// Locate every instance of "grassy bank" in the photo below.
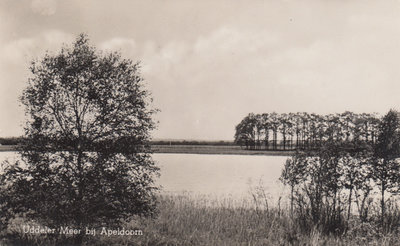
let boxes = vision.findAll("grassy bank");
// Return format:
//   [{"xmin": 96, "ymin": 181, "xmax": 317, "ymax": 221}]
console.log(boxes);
[
  {"xmin": 0, "ymin": 145, "xmax": 16, "ymax": 152},
  {"xmin": 152, "ymin": 145, "xmax": 294, "ymax": 156},
  {"xmin": 3, "ymin": 194, "xmax": 400, "ymax": 246}
]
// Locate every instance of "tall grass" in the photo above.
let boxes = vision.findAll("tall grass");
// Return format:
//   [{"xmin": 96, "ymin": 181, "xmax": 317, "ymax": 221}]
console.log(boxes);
[{"xmin": 3, "ymin": 193, "xmax": 400, "ymax": 245}]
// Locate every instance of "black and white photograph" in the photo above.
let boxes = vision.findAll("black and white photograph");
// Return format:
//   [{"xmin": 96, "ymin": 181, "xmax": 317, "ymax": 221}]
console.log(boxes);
[{"xmin": 1, "ymin": 0, "xmax": 400, "ymax": 245}]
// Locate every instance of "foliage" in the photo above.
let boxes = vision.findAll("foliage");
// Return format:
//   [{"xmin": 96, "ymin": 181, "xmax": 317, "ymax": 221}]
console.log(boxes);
[
  {"xmin": 234, "ymin": 111, "xmax": 380, "ymax": 151},
  {"xmin": 374, "ymin": 109, "xmax": 400, "ymax": 159},
  {"xmin": 0, "ymin": 34, "xmax": 159, "ymax": 238},
  {"xmin": 234, "ymin": 113, "xmax": 258, "ymax": 149},
  {"xmin": 371, "ymin": 109, "xmax": 400, "ymax": 229},
  {"xmin": 280, "ymin": 153, "xmax": 307, "ymax": 214},
  {"xmin": 0, "ymin": 137, "xmax": 23, "ymax": 145},
  {"xmin": 280, "ymin": 109, "xmax": 400, "ymax": 234}
]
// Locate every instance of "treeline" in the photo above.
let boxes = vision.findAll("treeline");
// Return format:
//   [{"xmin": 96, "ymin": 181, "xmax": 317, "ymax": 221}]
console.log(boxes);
[
  {"xmin": 0, "ymin": 137, "xmax": 23, "ymax": 145},
  {"xmin": 280, "ymin": 109, "xmax": 400, "ymax": 235},
  {"xmin": 0, "ymin": 137, "xmax": 235, "ymax": 147},
  {"xmin": 234, "ymin": 111, "xmax": 380, "ymax": 150}
]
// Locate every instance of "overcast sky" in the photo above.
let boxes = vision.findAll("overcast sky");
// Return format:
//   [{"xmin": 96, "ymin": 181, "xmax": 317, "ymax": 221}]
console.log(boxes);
[{"xmin": 1, "ymin": 0, "xmax": 400, "ymax": 140}]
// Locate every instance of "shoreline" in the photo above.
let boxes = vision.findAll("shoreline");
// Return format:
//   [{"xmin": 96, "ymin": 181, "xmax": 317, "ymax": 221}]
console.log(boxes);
[
  {"xmin": 0, "ymin": 145, "xmax": 17, "ymax": 152},
  {"xmin": 152, "ymin": 145, "xmax": 294, "ymax": 156},
  {"xmin": 0, "ymin": 145, "xmax": 294, "ymax": 157}
]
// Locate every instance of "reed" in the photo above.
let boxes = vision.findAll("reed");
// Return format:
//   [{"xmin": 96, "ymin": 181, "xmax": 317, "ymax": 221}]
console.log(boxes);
[{"xmin": 3, "ymin": 194, "xmax": 400, "ymax": 245}]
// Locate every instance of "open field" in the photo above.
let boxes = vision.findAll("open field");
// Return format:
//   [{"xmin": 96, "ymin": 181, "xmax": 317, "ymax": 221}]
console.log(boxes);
[{"xmin": 0, "ymin": 144, "xmax": 294, "ymax": 156}]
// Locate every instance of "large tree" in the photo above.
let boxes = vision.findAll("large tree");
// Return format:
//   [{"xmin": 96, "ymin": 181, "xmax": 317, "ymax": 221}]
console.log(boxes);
[{"xmin": 0, "ymin": 34, "xmax": 159, "ymax": 236}]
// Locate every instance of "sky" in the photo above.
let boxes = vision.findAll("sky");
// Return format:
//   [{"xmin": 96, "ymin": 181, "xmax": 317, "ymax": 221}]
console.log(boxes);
[{"xmin": 1, "ymin": 0, "xmax": 400, "ymax": 140}]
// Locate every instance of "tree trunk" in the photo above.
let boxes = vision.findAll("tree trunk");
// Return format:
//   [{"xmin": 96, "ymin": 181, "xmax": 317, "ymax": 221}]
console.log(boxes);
[
  {"xmin": 273, "ymin": 130, "xmax": 276, "ymax": 150},
  {"xmin": 265, "ymin": 131, "xmax": 269, "ymax": 150},
  {"xmin": 347, "ymin": 187, "xmax": 353, "ymax": 221},
  {"xmin": 283, "ymin": 133, "xmax": 286, "ymax": 150},
  {"xmin": 381, "ymin": 182, "xmax": 385, "ymax": 228},
  {"xmin": 75, "ymin": 147, "xmax": 85, "ymax": 245},
  {"xmin": 290, "ymin": 185, "xmax": 294, "ymax": 215}
]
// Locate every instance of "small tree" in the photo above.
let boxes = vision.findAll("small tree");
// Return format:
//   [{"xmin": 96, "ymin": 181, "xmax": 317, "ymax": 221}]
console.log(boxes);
[
  {"xmin": 0, "ymin": 34, "xmax": 159, "ymax": 239},
  {"xmin": 280, "ymin": 153, "xmax": 307, "ymax": 214},
  {"xmin": 372, "ymin": 109, "xmax": 400, "ymax": 228},
  {"xmin": 340, "ymin": 150, "xmax": 372, "ymax": 221}
]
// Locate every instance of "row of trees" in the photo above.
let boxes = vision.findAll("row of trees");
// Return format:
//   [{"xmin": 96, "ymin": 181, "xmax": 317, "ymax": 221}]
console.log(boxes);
[
  {"xmin": 280, "ymin": 110, "xmax": 400, "ymax": 234},
  {"xmin": 234, "ymin": 112, "xmax": 380, "ymax": 150}
]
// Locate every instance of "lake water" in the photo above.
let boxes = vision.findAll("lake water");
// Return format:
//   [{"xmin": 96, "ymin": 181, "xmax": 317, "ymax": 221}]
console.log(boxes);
[
  {"xmin": 154, "ymin": 153, "xmax": 288, "ymax": 203},
  {"xmin": 0, "ymin": 152, "xmax": 289, "ymax": 204}
]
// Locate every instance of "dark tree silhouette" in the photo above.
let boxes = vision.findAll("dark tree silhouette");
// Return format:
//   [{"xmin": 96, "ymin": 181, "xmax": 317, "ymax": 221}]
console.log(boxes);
[
  {"xmin": 0, "ymin": 34, "xmax": 159, "ymax": 241},
  {"xmin": 372, "ymin": 109, "xmax": 400, "ymax": 229},
  {"xmin": 234, "ymin": 112, "xmax": 380, "ymax": 151}
]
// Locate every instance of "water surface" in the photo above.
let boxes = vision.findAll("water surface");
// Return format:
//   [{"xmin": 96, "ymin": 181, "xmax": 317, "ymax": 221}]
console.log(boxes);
[
  {"xmin": 154, "ymin": 153, "xmax": 287, "ymax": 202},
  {"xmin": 0, "ymin": 152, "xmax": 288, "ymax": 202}
]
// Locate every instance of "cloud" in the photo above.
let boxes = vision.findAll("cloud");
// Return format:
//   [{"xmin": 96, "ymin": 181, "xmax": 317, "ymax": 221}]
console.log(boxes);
[
  {"xmin": 140, "ymin": 27, "xmax": 278, "ymax": 85},
  {"xmin": 130, "ymin": 18, "xmax": 400, "ymax": 139},
  {"xmin": 131, "ymin": 27, "xmax": 283, "ymax": 139},
  {"xmin": 0, "ymin": 30, "xmax": 74, "ymax": 136},
  {"xmin": 42, "ymin": 30, "xmax": 75, "ymax": 50},
  {"xmin": 2, "ymin": 38, "xmax": 36, "ymax": 64},
  {"xmin": 100, "ymin": 38, "xmax": 136, "ymax": 51},
  {"xmin": 31, "ymin": 0, "xmax": 57, "ymax": 16},
  {"xmin": 194, "ymin": 27, "xmax": 278, "ymax": 55},
  {"xmin": 1, "ymin": 30, "xmax": 74, "ymax": 65},
  {"xmin": 3, "ymin": 0, "xmax": 400, "ymax": 139}
]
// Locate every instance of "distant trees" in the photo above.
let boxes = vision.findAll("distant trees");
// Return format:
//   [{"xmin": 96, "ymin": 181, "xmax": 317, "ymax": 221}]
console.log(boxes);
[
  {"xmin": 0, "ymin": 137, "xmax": 23, "ymax": 145},
  {"xmin": 280, "ymin": 109, "xmax": 400, "ymax": 234},
  {"xmin": 234, "ymin": 112, "xmax": 380, "ymax": 150},
  {"xmin": 0, "ymin": 34, "xmax": 159, "ymax": 243},
  {"xmin": 234, "ymin": 113, "xmax": 256, "ymax": 149}
]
